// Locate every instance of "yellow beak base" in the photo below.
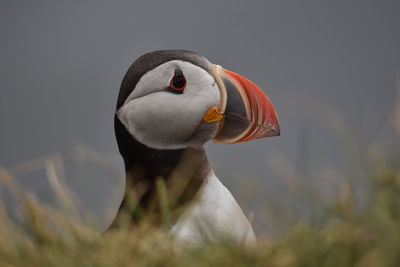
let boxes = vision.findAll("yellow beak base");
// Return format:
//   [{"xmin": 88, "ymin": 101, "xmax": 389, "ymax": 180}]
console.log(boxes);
[{"xmin": 203, "ymin": 106, "xmax": 223, "ymax": 123}]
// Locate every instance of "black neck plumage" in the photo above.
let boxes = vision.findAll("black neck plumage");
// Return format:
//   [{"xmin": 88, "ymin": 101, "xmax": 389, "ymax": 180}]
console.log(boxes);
[
  {"xmin": 115, "ymin": 116, "xmax": 184, "ymax": 177},
  {"xmin": 111, "ymin": 116, "xmax": 209, "ymax": 228}
]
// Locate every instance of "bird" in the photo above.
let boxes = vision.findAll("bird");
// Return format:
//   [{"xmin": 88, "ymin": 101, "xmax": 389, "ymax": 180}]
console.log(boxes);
[{"xmin": 111, "ymin": 50, "xmax": 280, "ymax": 246}]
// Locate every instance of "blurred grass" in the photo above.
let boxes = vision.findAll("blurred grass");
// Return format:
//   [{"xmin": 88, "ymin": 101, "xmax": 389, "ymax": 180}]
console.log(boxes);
[{"xmin": 0, "ymin": 159, "xmax": 399, "ymax": 266}]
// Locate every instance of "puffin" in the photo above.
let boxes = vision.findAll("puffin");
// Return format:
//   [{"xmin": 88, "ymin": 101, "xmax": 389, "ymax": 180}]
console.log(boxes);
[{"xmin": 112, "ymin": 50, "xmax": 280, "ymax": 246}]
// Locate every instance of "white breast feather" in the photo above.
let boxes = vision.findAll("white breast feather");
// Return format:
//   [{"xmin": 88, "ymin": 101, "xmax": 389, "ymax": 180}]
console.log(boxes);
[{"xmin": 170, "ymin": 171, "xmax": 256, "ymax": 246}]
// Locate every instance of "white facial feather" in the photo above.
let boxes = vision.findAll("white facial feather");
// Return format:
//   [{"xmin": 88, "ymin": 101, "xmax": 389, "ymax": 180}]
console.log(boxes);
[{"xmin": 117, "ymin": 60, "xmax": 221, "ymax": 149}]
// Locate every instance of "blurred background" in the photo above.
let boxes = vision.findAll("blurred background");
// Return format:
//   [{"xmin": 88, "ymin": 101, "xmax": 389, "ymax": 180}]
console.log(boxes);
[{"xmin": 1, "ymin": 1, "xmax": 399, "ymax": 237}]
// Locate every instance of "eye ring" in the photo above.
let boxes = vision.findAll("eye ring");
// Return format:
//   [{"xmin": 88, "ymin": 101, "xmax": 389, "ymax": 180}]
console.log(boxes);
[{"xmin": 167, "ymin": 69, "xmax": 186, "ymax": 94}]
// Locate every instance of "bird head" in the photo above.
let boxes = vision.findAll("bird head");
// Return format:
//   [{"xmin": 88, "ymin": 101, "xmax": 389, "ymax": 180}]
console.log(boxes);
[{"xmin": 116, "ymin": 50, "xmax": 280, "ymax": 150}]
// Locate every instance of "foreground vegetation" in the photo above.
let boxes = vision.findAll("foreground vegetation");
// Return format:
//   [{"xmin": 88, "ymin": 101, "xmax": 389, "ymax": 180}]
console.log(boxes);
[{"xmin": 0, "ymin": 163, "xmax": 399, "ymax": 267}]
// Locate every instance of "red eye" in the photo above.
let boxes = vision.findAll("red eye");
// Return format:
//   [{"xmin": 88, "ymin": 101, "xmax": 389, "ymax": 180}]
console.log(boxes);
[{"xmin": 167, "ymin": 69, "xmax": 186, "ymax": 94}]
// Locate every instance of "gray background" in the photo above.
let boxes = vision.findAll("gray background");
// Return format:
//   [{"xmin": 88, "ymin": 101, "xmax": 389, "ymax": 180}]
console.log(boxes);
[{"xmin": 1, "ymin": 1, "xmax": 399, "ymax": 236}]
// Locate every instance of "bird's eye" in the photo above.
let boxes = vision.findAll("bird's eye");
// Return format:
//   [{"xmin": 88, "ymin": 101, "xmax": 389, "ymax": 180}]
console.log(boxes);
[{"xmin": 167, "ymin": 69, "xmax": 186, "ymax": 94}]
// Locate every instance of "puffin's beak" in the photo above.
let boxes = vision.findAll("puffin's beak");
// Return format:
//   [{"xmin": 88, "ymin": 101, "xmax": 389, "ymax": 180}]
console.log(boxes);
[{"xmin": 206, "ymin": 65, "xmax": 280, "ymax": 144}]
